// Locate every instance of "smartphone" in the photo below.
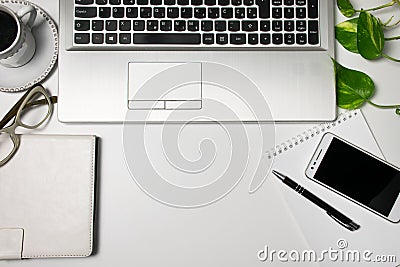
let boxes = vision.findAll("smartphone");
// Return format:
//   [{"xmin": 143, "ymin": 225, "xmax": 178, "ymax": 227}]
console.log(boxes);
[{"xmin": 305, "ymin": 133, "xmax": 400, "ymax": 223}]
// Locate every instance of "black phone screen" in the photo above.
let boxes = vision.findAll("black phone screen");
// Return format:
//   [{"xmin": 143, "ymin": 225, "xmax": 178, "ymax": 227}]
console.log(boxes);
[{"xmin": 314, "ymin": 137, "xmax": 400, "ymax": 217}]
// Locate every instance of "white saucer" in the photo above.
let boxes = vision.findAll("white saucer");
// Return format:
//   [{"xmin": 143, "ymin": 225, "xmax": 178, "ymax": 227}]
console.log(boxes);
[{"xmin": 0, "ymin": 0, "xmax": 58, "ymax": 92}]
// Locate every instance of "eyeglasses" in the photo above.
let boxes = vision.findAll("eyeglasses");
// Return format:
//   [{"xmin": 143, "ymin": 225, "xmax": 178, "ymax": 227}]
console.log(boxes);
[{"xmin": 0, "ymin": 84, "xmax": 57, "ymax": 166}]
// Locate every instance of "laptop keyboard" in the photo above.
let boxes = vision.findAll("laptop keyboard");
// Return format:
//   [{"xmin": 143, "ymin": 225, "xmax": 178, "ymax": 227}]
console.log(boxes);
[{"xmin": 73, "ymin": 0, "xmax": 320, "ymax": 48}]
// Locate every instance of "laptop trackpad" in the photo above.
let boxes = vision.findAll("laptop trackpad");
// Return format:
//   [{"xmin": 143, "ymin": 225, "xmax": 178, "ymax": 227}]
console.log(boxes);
[{"xmin": 128, "ymin": 62, "xmax": 202, "ymax": 110}]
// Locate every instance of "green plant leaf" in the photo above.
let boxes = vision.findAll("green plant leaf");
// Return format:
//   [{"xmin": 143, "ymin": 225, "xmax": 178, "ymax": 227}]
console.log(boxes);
[
  {"xmin": 335, "ymin": 18, "xmax": 359, "ymax": 53},
  {"xmin": 337, "ymin": 0, "xmax": 356, "ymax": 17},
  {"xmin": 357, "ymin": 11, "xmax": 385, "ymax": 60},
  {"xmin": 334, "ymin": 60, "xmax": 375, "ymax": 109}
]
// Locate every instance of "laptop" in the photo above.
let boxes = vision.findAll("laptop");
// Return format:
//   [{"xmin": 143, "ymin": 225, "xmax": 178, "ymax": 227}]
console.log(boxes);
[{"xmin": 58, "ymin": 0, "xmax": 336, "ymax": 122}]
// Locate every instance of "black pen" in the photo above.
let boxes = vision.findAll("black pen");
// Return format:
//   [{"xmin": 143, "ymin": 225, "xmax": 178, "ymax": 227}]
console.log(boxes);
[{"xmin": 273, "ymin": 170, "xmax": 360, "ymax": 231}]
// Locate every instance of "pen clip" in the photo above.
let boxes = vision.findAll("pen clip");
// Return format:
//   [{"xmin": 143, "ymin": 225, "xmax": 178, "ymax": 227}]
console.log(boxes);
[{"xmin": 327, "ymin": 212, "xmax": 360, "ymax": 231}]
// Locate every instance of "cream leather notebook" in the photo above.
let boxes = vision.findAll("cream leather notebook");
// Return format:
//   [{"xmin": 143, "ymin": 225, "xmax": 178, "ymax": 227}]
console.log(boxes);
[{"xmin": 0, "ymin": 135, "xmax": 97, "ymax": 260}]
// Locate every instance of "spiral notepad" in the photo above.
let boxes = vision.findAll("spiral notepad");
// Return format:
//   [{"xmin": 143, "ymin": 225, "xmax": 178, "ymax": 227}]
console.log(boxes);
[{"xmin": 249, "ymin": 109, "xmax": 384, "ymax": 193}]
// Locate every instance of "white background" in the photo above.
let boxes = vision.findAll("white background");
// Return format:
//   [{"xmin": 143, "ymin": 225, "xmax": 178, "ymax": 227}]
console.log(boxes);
[{"xmin": 1, "ymin": 0, "xmax": 400, "ymax": 266}]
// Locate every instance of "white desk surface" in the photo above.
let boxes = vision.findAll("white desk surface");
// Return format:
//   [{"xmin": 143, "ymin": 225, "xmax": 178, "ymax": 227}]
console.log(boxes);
[{"xmin": 1, "ymin": 0, "xmax": 400, "ymax": 266}]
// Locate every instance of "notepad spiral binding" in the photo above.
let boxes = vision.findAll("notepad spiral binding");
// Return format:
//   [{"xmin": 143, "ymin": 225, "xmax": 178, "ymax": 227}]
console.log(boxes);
[{"xmin": 266, "ymin": 110, "xmax": 360, "ymax": 160}]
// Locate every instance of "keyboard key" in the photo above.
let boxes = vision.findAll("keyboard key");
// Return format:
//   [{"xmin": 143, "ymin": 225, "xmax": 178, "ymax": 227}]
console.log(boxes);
[
  {"xmin": 92, "ymin": 33, "xmax": 104, "ymax": 44},
  {"xmin": 92, "ymin": 20, "xmax": 104, "ymax": 31},
  {"xmin": 154, "ymin": 7, "xmax": 165, "ymax": 18},
  {"xmin": 192, "ymin": 0, "xmax": 203, "ymax": 5},
  {"xmin": 272, "ymin": 7, "xmax": 282, "ymax": 18},
  {"xmin": 119, "ymin": 20, "xmax": 131, "ymax": 30},
  {"xmin": 205, "ymin": 0, "xmax": 216, "ymax": 5},
  {"xmin": 120, "ymin": 33, "xmax": 131, "ymax": 43},
  {"xmin": 308, "ymin": 20, "xmax": 318, "ymax": 44},
  {"xmin": 75, "ymin": 33, "xmax": 90, "ymax": 44},
  {"xmin": 178, "ymin": 0, "xmax": 190, "ymax": 4},
  {"xmin": 272, "ymin": 33, "xmax": 283, "ymax": 44},
  {"xmin": 284, "ymin": 20, "xmax": 294, "ymax": 31},
  {"xmin": 235, "ymin": 8, "xmax": 245, "ymax": 18},
  {"xmin": 260, "ymin": 20, "xmax": 270, "ymax": 31},
  {"xmin": 127, "ymin": 7, "xmax": 138, "ymax": 17},
  {"xmin": 247, "ymin": 8, "xmax": 257, "ymax": 18},
  {"xmin": 106, "ymin": 33, "xmax": 118, "ymax": 43},
  {"xmin": 216, "ymin": 33, "xmax": 228, "ymax": 44},
  {"xmin": 113, "ymin": 7, "xmax": 124, "ymax": 17},
  {"xmin": 284, "ymin": 0, "xmax": 293, "ymax": 5},
  {"xmin": 124, "ymin": 0, "xmax": 135, "ymax": 4},
  {"xmin": 99, "ymin": 7, "xmax": 111, "ymax": 17},
  {"xmin": 194, "ymin": 8, "xmax": 206, "ymax": 18},
  {"xmin": 109, "ymin": 0, "xmax": 121, "ymax": 4},
  {"xmin": 215, "ymin": 21, "xmax": 226, "ymax": 31},
  {"xmin": 218, "ymin": 0, "xmax": 229, "ymax": 5},
  {"xmin": 133, "ymin": 20, "xmax": 145, "ymax": 30},
  {"xmin": 140, "ymin": 7, "xmax": 152, "ymax": 17},
  {"xmin": 164, "ymin": 0, "xmax": 175, "ymax": 4},
  {"xmin": 147, "ymin": 20, "xmax": 158, "ymax": 30},
  {"xmin": 133, "ymin": 33, "xmax": 201, "ymax": 44},
  {"xmin": 174, "ymin": 20, "xmax": 186, "ymax": 31},
  {"xmin": 106, "ymin": 20, "xmax": 117, "ymax": 30},
  {"xmin": 181, "ymin": 7, "xmax": 193, "ymax": 18},
  {"xmin": 296, "ymin": 0, "xmax": 305, "ymax": 5},
  {"xmin": 75, "ymin": 7, "xmax": 97, "ymax": 18},
  {"xmin": 284, "ymin": 33, "xmax": 294, "ymax": 44},
  {"xmin": 296, "ymin": 20, "xmax": 306, "ymax": 31},
  {"xmin": 296, "ymin": 33, "xmax": 306, "ymax": 44},
  {"xmin": 96, "ymin": 0, "xmax": 107, "ymax": 4},
  {"xmin": 203, "ymin": 33, "xmax": 214, "ymax": 44},
  {"xmin": 244, "ymin": 0, "xmax": 254, "ymax": 5},
  {"xmin": 188, "ymin": 20, "xmax": 199, "ymax": 31},
  {"xmin": 296, "ymin": 7, "xmax": 305, "ymax": 18},
  {"xmin": 160, "ymin": 20, "xmax": 172, "ymax": 30},
  {"xmin": 284, "ymin": 7, "xmax": 294, "ymax": 18},
  {"xmin": 75, "ymin": 0, "xmax": 94, "ymax": 4},
  {"xmin": 208, "ymin": 8, "xmax": 219, "ymax": 18},
  {"xmin": 230, "ymin": 34, "xmax": 246, "ymax": 44},
  {"xmin": 228, "ymin": 20, "xmax": 240, "ymax": 31},
  {"xmin": 167, "ymin": 7, "xmax": 179, "ymax": 18},
  {"xmin": 248, "ymin": 34, "xmax": 258, "ymax": 44},
  {"xmin": 256, "ymin": 0, "xmax": 270, "ymax": 18},
  {"xmin": 221, "ymin": 8, "xmax": 233, "ymax": 18},
  {"xmin": 272, "ymin": 0, "xmax": 281, "ymax": 5},
  {"xmin": 75, "ymin": 20, "xmax": 90, "ymax": 31},
  {"xmin": 137, "ymin": 0, "xmax": 148, "ymax": 4},
  {"xmin": 242, "ymin": 20, "xmax": 258, "ymax": 31},
  {"xmin": 201, "ymin": 20, "xmax": 213, "ymax": 31},
  {"xmin": 232, "ymin": 0, "xmax": 241, "ymax": 5},
  {"xmin": 151, "ymin": 0, "xmax": 162, "ymax": 4},
  {"xmin": 260, "ymin": 33, "xmax": 270, "ymax": 44},
  {"xmin": 272, "ymin": 20, "xmax": 282, "ymax": 31},
  {"xmin": 308, "ymin": 0, "xmax": 318, "ymax": 18}
]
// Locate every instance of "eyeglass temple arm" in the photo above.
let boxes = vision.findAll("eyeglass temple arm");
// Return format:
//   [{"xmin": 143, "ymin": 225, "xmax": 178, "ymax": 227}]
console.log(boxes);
[{"xmin": 0, "ymin": 96, "xmax": 58, "ymax": 129}]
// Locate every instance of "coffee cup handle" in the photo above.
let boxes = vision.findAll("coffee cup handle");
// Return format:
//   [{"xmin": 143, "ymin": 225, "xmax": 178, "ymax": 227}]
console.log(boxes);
[{"xmin": 17, "ymin": 5, "xmax": 37, "ymax": 28}]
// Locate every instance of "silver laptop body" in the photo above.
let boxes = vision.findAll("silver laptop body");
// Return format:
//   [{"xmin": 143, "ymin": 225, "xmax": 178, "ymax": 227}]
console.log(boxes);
[{"xmin": 58, "ymin": 0, "xmax": 335, "ymax": 123}]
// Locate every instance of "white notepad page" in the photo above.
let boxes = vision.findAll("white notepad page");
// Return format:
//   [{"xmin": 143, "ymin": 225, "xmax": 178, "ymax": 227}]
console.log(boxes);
[{"xmin": 261, "ymin": 110, "xmax": 400, "ymax": 266}]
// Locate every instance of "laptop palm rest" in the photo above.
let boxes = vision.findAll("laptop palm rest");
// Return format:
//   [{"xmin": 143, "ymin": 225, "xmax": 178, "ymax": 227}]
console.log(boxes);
[{"xmin": 128, "ymin": 62, "xmax": 202, "ymax": 110}]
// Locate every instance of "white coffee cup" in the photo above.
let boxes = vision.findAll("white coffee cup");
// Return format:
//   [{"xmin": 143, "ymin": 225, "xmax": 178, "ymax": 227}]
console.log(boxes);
[{"xmin": 0, "ymin": 4, "xmax": 37, "ymax": 68}]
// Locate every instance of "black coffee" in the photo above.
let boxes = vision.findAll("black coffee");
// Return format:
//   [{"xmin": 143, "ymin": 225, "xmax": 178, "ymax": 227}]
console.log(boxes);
[{"xmin": 0, "ymin": 10, "xmax": 18, "ymax": 52}]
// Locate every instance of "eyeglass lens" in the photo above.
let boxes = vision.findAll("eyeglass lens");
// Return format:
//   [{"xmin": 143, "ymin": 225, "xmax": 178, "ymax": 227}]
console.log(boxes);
[
  {"xmin": 0, "ymin": 132, "xmax": 14, "ymax": 164},
  {"xmin": 18, "ymin": 91, "xmax": 51, "ymax": 128}
]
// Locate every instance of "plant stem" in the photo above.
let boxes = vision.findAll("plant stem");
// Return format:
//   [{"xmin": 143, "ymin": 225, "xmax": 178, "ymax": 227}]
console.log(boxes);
[
  {"xmin": 385, "ymin": 35, "xmax": 400, "ymax": 41},
  {"xmin": 382, "ymin": 53, "xmax": 400, "ymax": 62},
  {"xmin": 366, "ymin": 100, "xmax": 400, "ymax": 109},
  {"xmin": 354, "ymin": 0, "xmax": 397, "ymax": 12}
]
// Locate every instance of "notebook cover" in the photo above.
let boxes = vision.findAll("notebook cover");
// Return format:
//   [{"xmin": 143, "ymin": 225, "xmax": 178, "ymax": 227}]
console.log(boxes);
[{"xmin": 0, "ymin": 135, "xmax": 97, "ymax": 259}]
